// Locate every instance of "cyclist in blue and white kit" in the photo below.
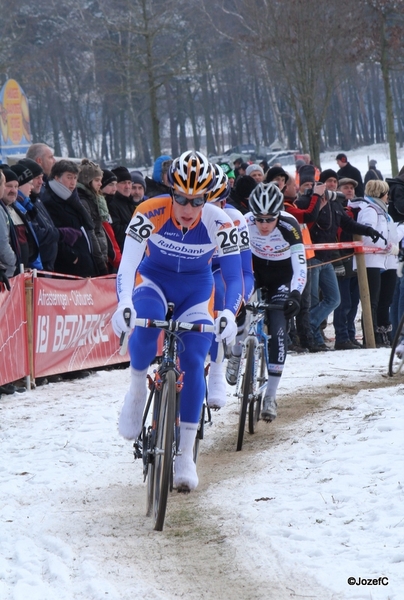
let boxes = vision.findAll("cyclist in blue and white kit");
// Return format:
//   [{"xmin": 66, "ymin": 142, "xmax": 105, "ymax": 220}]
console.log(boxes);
[
  {"xmin": 227, "ymin": 182, "xmax": 307, "ymax": 422},
  {"xmin": 206, "ymin": 165, "xmax": 254, "ymax": 409},
  {"xmin": 112, "ymin": 151, "xmax": 243, "ymax": 491}
]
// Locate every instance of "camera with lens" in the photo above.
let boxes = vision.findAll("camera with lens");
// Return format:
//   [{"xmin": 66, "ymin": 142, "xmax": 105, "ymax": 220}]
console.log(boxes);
[{"xmin": 325, "ymin": 190, "xmax": 346, "ymax": 203}]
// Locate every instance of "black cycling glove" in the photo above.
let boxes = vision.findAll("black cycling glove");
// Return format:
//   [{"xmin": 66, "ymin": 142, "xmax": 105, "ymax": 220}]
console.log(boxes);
[
  {"xmin": 283, "ymin": 290, "xmax": 301, "ymax": 319},
  {"xmin": 0, "ymin": 269, "xmax": 11, "ymax": 291}
]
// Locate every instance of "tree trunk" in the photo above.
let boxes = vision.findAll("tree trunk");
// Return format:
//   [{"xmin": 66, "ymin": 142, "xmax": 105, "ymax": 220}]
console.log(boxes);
[{"xmin": 380, "ymin": 18, "xmax": 398, "ymax": 177}]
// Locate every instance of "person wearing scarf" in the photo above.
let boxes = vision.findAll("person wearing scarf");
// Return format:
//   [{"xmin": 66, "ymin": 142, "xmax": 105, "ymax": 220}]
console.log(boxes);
[
  {"xmin": 349, "ymin": 180, "xmax": 399, "ymax": 347},
  {"xmin": 41, "ymin": 160, "xmax": 98, "ymax": 278}
]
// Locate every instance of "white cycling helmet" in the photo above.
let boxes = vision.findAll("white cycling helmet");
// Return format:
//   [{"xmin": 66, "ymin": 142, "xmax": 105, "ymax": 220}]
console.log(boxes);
[
  {"xmin": 248, "ymin": 182, "xmax": 284, "ymax": 216},
  {"xmin": 168, "ymin": 150, "xmax": 215, "ymax": 195},
  {"xmin": 206, "ymin": 164, "xmax": 231, "ymax": 203}
]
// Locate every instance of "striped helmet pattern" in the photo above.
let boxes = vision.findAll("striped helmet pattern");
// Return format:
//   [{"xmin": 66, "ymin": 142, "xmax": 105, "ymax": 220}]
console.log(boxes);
[
  {"xmin": 168, "ymin": 151, "xmax": 215, "ymax": 195},
  {"xmin": 206, "ymin": 164, "xmax": 231, "ymax": 203}
]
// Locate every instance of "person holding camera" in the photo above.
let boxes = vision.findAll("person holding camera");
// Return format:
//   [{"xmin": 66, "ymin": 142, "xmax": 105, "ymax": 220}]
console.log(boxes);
[
  {"xmin": 284, "ymin": 169, "xmax": 324, "ymax": 352},
  {"xmin": 297, "ymin": 167, "xmax": 384, "ymax": 349}
]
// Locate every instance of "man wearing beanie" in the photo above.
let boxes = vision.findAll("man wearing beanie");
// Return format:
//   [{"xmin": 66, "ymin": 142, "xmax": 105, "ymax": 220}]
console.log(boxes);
[
  {"xmin": 130, "ymin": 171, "xmax": 146, "ymax": 205},
  {"xmin": 16, "ymin": 158, "xmax": 62, "ymax": 271},
  {"xmin": 145, "ymin": 155, "xmax": 172, "ymax": 198},
  {"xmin": 265, "ymin": 166, "xmax": 290, "ymax": 191},
  {"xmin": 109, "ymin": 166, "xmax": 137, "ymax": 252},
  {"xmin": 245, "ymin": 164, "xmax": 264, "ymax": 183},
  {"xmin": 100, "ymin": 170, "xmax": 121, "ymax": 272},
  {"xmin": 77, "ymin": 159, "xmax": 109, "ymax": 276},
  {"xmin": 364, "ymin": 159, "xmax": 383, "ymax": 185},
  {"xmin": 0, "ymin": 166, "xmax": 42, "ymax": 271},
  {"xmin": 318, "ymin": 169, "xmax": 339, "ymax": 190},
  {"xmin": 228, "ymin": 175, "xmax": 257, "ymax": 214}
]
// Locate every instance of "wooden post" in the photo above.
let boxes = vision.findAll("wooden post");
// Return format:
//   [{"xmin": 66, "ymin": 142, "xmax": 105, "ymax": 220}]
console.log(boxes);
[
  {"xmin": 353, "ymin": 234, "xmax": 375, "ymax": 348},
  {"xmin": 24, "ymin": 270, "xmax": 35, "ymax": 389}
]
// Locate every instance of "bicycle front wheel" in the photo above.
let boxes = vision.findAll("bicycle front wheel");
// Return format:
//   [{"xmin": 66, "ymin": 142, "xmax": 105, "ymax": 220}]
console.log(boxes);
[
  {"xmin": 153, "ymin": 369, "xmax": 176, "ymax": 531},
  {"xmin": 237, "ymin": 339, "xmax": 255, "ymax": 451},
  {"xmin": 388, "ymin": 311, "xmax": 404, "ymax": 376},
  {"xmin": 249, "ymin": 344, "xmax": 266, "ymax": 434}
]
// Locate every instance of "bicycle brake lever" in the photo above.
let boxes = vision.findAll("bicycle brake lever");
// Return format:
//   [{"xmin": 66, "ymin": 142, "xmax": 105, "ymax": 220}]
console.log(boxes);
[
  {"xmin": 219, "ymin": 317, "xmax": 232, "ymax": 359},
  {"xmin": 119, "ymin": 307, "xmax": 132, "ymax": 356}
]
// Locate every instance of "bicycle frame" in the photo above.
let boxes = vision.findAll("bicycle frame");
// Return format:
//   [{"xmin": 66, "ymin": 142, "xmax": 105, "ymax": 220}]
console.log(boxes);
[
  {"xmin": 233, "ymin": 302, "xmax": 272, "ymax": 403},
  {"xmin": 131, "ymin": 311, "xmax": 215, "ymax": 530}
]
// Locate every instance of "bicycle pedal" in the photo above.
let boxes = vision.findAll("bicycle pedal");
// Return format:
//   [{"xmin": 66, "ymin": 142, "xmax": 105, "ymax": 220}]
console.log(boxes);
[{"xmin": 133, "ymin": 441, "xmax": 143, "ymax": 459}]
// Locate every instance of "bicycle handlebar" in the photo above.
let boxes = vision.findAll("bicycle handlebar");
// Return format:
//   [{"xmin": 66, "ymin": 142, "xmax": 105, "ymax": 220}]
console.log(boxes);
[
  {"xmin": 133, "ymin": 318, "xmax": 215, "ymax": 333},
  {"xmin": 246, "ymin": 302, "xmax": 283, "ymax": 312}
]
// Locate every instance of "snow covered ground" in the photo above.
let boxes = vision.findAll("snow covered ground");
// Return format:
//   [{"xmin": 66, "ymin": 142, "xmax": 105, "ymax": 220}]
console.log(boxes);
[{"xmin": 0, "ymin": 342, "xmax": 403, "ymax": 600}]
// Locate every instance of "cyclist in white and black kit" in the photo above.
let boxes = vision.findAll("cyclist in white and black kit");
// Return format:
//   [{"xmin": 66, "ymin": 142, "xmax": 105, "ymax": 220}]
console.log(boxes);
[{"xmin": 226, "ymin": 182, "xmax": 307, "ymax": 422}]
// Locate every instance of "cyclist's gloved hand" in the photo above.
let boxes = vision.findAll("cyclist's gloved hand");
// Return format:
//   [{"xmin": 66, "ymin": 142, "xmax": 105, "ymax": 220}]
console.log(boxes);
[
  {"xmin": 366, "ymin": 227, "xmax": 387, "ymax": 245},
  {"xmin": 0, "ymin": 269, "xmax": 11, "ymax": 291},
  {"xmin": 283, "ymin": 290, "xmax": 301, "ymax": 319},
  {"xmin": 112, "ymin": 302, "xmax": 136, "ymax": 337},
  {"xmin": 215, "ymin": 308, "xmax": 237, "ymax": 345}
]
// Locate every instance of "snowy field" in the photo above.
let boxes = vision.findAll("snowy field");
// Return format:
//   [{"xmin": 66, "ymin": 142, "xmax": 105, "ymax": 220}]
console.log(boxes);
[{"xmin": 0, "ymin": 343, "xmax": 403, "ymax": 600}]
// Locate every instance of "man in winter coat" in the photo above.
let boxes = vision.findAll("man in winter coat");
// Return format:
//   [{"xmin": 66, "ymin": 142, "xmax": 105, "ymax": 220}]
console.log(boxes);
[
  {"xmin": 364, "ymin": 159, "xmax": 383, "ymax": 184},
  {"xmin": 0, "ymin": 166, "xmax": 42, "ymax": 272},
  {"xmin": 336, "ymin": 153, "xmax": 364, "ymax": 197},
  {"xmin": 130, "ymin": 171, "xmax": 147, "ymax": 205},
  {"xmin": 0, "ymin": 170, "xmax": 16, "ymax": 286},
  {"xmin": 14, "ymin": 158, "xmax": 60, "ymax": 272},
  {"xmin": 108, "ymin": 166, "xmax": 137, "ymax": 252}
]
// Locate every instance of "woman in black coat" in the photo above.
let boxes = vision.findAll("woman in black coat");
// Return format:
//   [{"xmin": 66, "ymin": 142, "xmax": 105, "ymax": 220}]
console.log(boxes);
[{"xmin": 42, "ymin": 160, "xmax": 98, "ymax": 278}]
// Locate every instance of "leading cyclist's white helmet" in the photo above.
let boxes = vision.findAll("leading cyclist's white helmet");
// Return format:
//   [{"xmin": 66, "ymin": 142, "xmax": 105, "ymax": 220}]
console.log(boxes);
[{"xmin": 248, "ymin": 182, "xmax": 284, "ymax": 216}]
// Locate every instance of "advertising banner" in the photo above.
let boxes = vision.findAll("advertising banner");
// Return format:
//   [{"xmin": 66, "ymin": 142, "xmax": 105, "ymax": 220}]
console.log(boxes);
[
  {"xmin": 33, "ymin": 276, "xmax": 126, "ymax": 378},
  {"xmin": 0, "ymin": 274, "xmax": 29, "ymax": 385},
  {"xmin": 0, "ymin": 79, "xmax": 31, "ymax": 160}
]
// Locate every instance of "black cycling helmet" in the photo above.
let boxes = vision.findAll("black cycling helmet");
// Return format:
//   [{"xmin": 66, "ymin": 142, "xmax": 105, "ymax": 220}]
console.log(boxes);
[{"xmin": 248, "ymin": 182, "xmax": 284, "ymax": 216}]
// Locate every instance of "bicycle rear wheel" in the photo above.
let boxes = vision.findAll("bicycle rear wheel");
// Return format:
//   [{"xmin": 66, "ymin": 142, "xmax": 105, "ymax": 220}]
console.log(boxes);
[
  {"xmin": 388, "ymin": 311, "xmax": 404, "ymax": 376},
  {"xmin": 249, "ymin": 345, "xmax": 266, "ymax": 434},
  {"xmin": 237, "ymin": 339, "xmax": 255, "ymax": 451},
  {"xmin": 152, "ymin": 370, "xmax": 176, "ymax": 531}
]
